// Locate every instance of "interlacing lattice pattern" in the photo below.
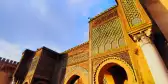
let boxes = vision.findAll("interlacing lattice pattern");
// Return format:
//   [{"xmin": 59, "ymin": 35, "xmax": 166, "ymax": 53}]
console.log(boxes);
[
  {"xmin": 121, "ymin": 0, "xmax": 143, "ymax": 27},
  {"xmin": 91, "ymin": 17, "xmax": 125, "ymax": 56},
  {"xmin": 92, "ymin": 8, "xmax": 118, "ymax": 28},
  {"xmin": 67, "ymin": 52, "xmax": 89, "ymax": 66},
  {"xmin": 92, "ymin": 52, "xmax": 133, "ymax": 74},
  {"xmin": 65, "ymin": 65, "xmax": 88, "ymax": 80}
]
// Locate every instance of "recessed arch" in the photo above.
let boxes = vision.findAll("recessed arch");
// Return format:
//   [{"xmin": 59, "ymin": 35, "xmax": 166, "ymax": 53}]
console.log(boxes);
[
  {"xmin": 64, "ymin": 66, "xmax": 88, "ymax": 84},
  {"xmin": 67, "ymin": 75, "xmax": 81, "ymax": 84},
  {"xmin": 34, "ymin": 81, "xmax": 48, "ymax": 84},
  {"xmin": 24, "ymin": 82, "xmax": 28, "ymax": 84},
  {"xmin": 99, "ymin": 64, "xmax": 128, "ymax": 84},
  {"xmin": 94, "ymin": 57, "xmax": 136, "ymax": 84}
]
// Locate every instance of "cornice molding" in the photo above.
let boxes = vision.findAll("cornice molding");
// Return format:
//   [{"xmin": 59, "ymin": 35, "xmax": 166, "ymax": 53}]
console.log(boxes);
[
  {"xmin": 61, "ymin": 41, "xmax": 89, "ymax": 54},
  {"xmin": 89, "ymin": 5, "xmax": 117, "ymax": 22}
]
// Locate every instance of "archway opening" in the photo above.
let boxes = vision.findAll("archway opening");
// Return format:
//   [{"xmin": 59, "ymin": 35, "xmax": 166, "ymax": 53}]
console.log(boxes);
[
  {"xmin": 24, "ymin": 82, "xmax": 28, "ymax": 84},
  {"xmin": 99, "ymin": 63, "xmax": 128, "ymax": 84},
  {"xmin": 67, "ymin": 75, "xmax": 82, "ymax": 84}
]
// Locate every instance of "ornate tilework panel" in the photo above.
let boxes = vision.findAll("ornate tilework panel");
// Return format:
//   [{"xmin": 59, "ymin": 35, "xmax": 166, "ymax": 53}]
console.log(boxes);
[
  {"xmin": 92, "ymin": 52, "xmax": 135, "ymax": 83},
  {"xmin": 67, "ymin": 52, "xmax": 89, "ymax": 66},
  {"xmin": 121, "ymin": 0, "xmax": 143, "ymax": 27},
  {"xmin": 91, "ymin": 17, "xmax": 125, "ymax": 56},
  {"xmin": 92, "ymin": 51, "xmax": 132, "ymax": 73},
  {"xmin": 65, "ymin": 65, "xmax": 88, "ymax": 79},
  {"xmin": 92, "ymin": 8, "xmax": 118, "ymax": 28}
]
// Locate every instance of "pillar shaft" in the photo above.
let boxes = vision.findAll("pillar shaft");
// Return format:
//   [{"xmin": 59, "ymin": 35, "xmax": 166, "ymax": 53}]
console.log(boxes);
[{"xmin": 139, "ymin": 35, "xmax": 168, "ymax": 84}]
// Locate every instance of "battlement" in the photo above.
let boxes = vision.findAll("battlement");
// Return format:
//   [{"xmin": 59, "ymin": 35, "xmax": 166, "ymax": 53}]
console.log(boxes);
[
  {"xmin": 0, "ymin": 57, "xmax": 19, "ymax": 83},
  {"xmin": 0, "ymin": 57, "xmax": 18, "ymax": 67}
]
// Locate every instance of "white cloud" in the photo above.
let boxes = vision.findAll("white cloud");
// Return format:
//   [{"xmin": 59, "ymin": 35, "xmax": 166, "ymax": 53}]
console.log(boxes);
[
  {"xmin": 0, "ymin": 39, "xmax": 62, "ymax": 61},
  {"xmin": 0, "ymin": 39, "xmax": 22, "ymax": 61},
  {"xmin": 0, "ymin": 0, "xmax": 50, "ymax": 18},
  {"xmin": 30, "ymin": 0, "xmax": 49, "ymax": 16}
]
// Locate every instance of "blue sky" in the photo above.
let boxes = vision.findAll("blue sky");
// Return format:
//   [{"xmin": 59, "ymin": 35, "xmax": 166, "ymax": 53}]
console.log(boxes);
[{"xmin": 0, "ymin": 0, "xmax": 116, "ymax": 61}]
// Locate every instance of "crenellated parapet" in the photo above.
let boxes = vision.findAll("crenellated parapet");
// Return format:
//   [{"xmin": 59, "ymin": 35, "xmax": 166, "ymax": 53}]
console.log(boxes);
[
  {"xmin": 0, "ymin": 57, "xmax": 19, "ymax": 84},
  {"xmin": 0, "ymin": 57, "xmax": 18, "ymax": 73}
]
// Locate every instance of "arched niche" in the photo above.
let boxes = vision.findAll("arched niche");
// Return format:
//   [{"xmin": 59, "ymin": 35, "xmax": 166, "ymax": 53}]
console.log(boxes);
[
  {"xmin": 64, "ymin": 66, "xmax": 88, "ymax": 84},
  {"xmin": 94, "ymin": 57, "xmax": 136, "ymax": 84}
]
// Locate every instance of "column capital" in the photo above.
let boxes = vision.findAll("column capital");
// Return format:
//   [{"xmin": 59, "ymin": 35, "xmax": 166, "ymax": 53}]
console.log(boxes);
[{"xmin": 132, "ymin": 29, "xmax": 152, "ymax": 46}]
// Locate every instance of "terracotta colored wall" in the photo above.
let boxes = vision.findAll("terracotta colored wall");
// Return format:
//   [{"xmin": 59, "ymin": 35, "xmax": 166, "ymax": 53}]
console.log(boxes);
[{"xmin": 0, "ymin": 72, "xmax": 9, "ymax": 84}]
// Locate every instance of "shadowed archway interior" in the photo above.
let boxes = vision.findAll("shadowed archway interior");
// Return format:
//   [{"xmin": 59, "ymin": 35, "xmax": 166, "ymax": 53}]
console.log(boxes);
[
  {"xmin": 99, "ymin": 63, "xmax": 128, "ymax": 84},
  {"xmin": 67, "ymin": 75, "xmax": 82, "ymax": 84}
]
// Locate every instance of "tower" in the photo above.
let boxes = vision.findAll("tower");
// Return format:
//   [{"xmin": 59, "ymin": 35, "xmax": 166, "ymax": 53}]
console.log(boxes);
[
  {"xmin": 12, "ymin": 0, "xmax": 168, "ymax": 84},
  {"xmin": 0, "ymin": 57, "xmax": 18, "ymax": 84},
  {"xmin": 64, "ymin": 0, "xmax": 168, "ymax": 84}
]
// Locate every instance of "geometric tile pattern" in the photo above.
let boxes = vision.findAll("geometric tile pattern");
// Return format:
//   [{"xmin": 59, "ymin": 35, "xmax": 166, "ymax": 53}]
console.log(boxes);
[
  {"xmin": 67, "ymin": 52, "xmax": 89, "ymax": 66},
  {"xmin": 91, "ymin": 17, "xmax": 126, "ymax": 56},
  {"xmin": 121, "ymin": 0, "xmax": 143, "ymax": 27}
]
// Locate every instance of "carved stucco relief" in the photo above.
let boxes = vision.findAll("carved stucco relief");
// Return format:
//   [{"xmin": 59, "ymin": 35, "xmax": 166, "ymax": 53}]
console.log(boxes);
[{"xmin": 91, "ymin": 17, "xmax": 126, "ymax": 56}]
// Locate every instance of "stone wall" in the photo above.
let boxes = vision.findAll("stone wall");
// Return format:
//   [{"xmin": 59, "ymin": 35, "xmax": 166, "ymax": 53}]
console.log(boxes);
[{"xmin": 0, "ymin": 57, "xmax": 18, "ymax": 84}]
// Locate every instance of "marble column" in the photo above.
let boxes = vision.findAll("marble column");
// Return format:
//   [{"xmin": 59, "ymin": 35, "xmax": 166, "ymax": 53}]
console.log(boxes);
[{"xmin": 137, "ymin": 33, "xmax": 168, "ymax": 84}]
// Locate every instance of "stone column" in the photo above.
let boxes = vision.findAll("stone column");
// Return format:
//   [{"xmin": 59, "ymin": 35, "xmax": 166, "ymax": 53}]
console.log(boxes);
[{"xmin": 134, "ymin": 31, "xmax": 168, "ymax": 84}]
